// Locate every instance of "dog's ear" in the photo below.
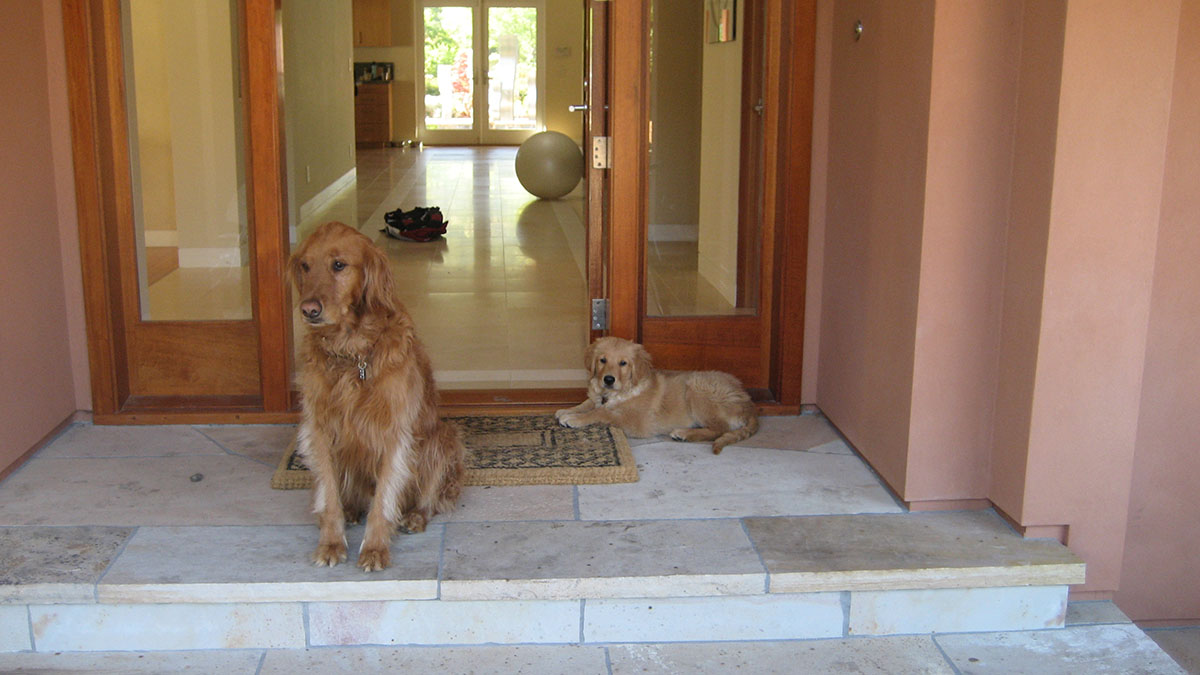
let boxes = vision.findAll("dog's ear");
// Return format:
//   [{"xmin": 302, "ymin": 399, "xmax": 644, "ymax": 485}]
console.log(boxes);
[
  {"xmin": 286, "ymin": 241, "xmax": 307, "ymax": 291},
  {"xmin": 359, "ymin": 242, "xmax": 398, "ymax": 318},
  {"xmin": 631, "ymin": 343, "xmax": 653, "ymax": 384},
  {"xmin": 585, "ymin": 340, "xmax": 600, "ymax": 375}
]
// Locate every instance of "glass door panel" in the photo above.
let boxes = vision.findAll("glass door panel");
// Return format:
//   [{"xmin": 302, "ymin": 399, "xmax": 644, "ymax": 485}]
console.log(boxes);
[
  {"xmin": 645, "ymin": 0, "xmax": 757, "ymax": 317},
  {"xmin": 486, "ymin": 5, "xmax": 537, "ymax": 132},
  {"xmin": 123, "ymin": 0, "xmax": 251, "ymax": 321},
  {"xmin": 422, "ymin": 5, "xmax": 475, "ymax": 133},
  {"xmin": 419, "ymin": 0, "xmax": 540, "ymax": 145}
]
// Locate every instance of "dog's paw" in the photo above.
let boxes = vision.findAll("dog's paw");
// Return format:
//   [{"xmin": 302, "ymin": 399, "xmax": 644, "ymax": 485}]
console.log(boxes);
[
  {"xmin": 554, "ymin": 408, "xmax": 570, "ymax": 420},
  {"xmin": 357, "ymin": 547, "xmax": 391, "ymax": 572},
  {"xmin": 312, "ymin": 542, "xmax": 348, "ymax": 567},
  {"xmin": 398, "ymin": 511, "xmax": 427, "ymax": 534}
]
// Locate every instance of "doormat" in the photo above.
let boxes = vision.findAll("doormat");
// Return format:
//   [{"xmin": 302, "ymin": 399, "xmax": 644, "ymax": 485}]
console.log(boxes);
[{"xmin": 271, "ymin": 414, "xmax": 637, "ymax": 489}]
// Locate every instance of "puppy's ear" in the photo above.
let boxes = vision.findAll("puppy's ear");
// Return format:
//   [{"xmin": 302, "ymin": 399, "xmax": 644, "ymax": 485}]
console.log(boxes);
[
  {"xmin": 359, "ymin": 242, "xmax": 398, "ymax": 318},
  {"xmin": 585, "ymin": 340, "xmax": 600, "ymax": 375},
  {"xmin": 631, "ymin": 343, "xmax": 653, "ymax": 384}
]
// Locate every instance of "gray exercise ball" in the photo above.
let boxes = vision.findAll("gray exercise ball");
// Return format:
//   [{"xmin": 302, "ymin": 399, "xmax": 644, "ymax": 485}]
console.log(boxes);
[{"xmin": 514, "ymin": 131, "xmax": 583, "ymax": 200}]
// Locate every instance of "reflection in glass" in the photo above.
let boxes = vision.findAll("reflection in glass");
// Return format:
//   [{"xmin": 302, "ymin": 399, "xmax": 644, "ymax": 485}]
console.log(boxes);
[
  {"xmin": 646, "ymin": 0, "xmax": 756, "ymax": 317},
  {"xmin": 123, "ymin": 0, "xmax": 250, "ymax": 321},
  {"xmin": 423, "ymin": 6, "xmax": 475, "ymax": 130},
  {"xmin": 487, "ymin": 6, "xmax": 538, "ymax": 131}
]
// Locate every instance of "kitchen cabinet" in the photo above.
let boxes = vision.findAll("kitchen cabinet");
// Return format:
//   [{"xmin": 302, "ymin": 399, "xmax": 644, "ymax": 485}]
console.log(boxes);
[
  {"xmin": 355, "ymin": 82, "xmax": 393, "ymax": 147},
  {"xmin": 353, "ymin": 0, "xmax": 391, "ymax": 47}
]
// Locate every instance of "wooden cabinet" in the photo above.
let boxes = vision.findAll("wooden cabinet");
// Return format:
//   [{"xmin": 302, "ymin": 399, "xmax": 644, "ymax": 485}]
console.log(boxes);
[
  {"xmin": 352, "ymin": 0, "xmax": 391, "ymax": 47},
  {"xmin": 355, "ymin": 82, "xmax": 393, "ymax": 147}
]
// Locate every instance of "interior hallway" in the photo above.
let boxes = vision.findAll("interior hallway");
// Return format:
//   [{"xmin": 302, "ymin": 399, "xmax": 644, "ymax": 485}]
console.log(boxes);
[{"xmin": 296, "ymin": 145, "xmax": 590, "ymax": 390}]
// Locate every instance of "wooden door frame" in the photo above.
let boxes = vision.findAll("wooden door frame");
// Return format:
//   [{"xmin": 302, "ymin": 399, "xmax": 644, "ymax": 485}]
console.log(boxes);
[
  {"xmin": 607, "ymin": 0, "xmax": 814, "ymax": 408},
  {"xmin": 64, "ymin": 0, "xmax": 294, "ymax": 423}
]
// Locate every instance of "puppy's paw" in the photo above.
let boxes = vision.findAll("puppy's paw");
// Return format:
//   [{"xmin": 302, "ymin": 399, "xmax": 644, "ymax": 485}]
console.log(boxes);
[
  {"xmin": 357, "ymin": 547, "xmax": 390, "ymax": 572},
  {"xmin": 312, "ymin": 542, "xmax": 348, "ymax": 567},
  {"xmin": 398, "ymin": 511, "xmax": 427, "ymax": 534},
  {"xmin": 557, "ymin": 413, "xmax": 578, "ymax": 428},
  {"xmin": 554, "ymin": 408, "xmax": 570, "ymax": 420}
]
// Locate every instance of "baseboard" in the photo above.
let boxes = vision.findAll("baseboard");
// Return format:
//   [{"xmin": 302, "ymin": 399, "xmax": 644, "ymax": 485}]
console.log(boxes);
[
  {"xmin": 1136, "ymin": 618, "xmax": 1200, "ymax": 628},
  {"xmin": 906, "ymin": 498, "xmax": 993, "ymax": 512},
  {"xmin": 299, "ymin": 167, "xmax": 357, "ymax": 223},
  {"xmin": 648, "ymin": 224, "xmax": 699, "ymax": 242},
  {"xmin": 177, "ymin": 247, "xmax": 244, "ymax": 268},
  {"xmin": 1069, "ymin": 589, "xmax": 1115, "ymax": 602}
]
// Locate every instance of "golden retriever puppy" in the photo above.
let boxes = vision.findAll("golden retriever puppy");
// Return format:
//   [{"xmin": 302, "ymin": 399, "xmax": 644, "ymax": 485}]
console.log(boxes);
[
  {"xmin": 556, "ymin": 336, "xmax": 758, "ymax": 454},
  {"xmin": 290, "ymin": 221, "xmax": 464, "ymax": 572}
]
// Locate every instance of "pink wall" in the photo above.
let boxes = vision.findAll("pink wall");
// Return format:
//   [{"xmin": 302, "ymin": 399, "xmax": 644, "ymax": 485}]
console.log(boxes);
[
  {"xmin": 800, "ymin": 0, "xmax": 832, "ymax": 404},
  {"xmin": 906, "ymin": 1, "xmax": 1021, "ymax": 501},
  {"xmin": 0, "ymin": 0, "xmax": 84, "ymax": 471},
  {"xmin": 1019, "ymin": 0, "xmax": 1180, "ymax": 596},
  {"xmin": 1116, "ymin": 0, "xmax": 1200, "ymax": 623},
  {"xmin": 989, "ymin": 0, "xmax": 1067, "ymax": 526},
  {"xmin": 817, "ymin": 0, "xmax": 1196, "ymax": 604},
  {"xmin": 44, "ymin": 0, "xmax": 91, "ymax": 411},
  {"xmin": 817, "ymin": 0, "xmax": 934, "ymax": 496}
]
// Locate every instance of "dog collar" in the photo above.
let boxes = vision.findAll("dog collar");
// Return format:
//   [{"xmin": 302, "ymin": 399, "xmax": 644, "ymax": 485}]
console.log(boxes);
[{"xmin": 320, "ymin": 338, "xmax": 369, "ymax": 381}]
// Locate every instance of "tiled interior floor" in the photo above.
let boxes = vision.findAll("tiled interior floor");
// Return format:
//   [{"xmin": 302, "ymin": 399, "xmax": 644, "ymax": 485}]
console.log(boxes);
[{"xmin": 0, "ymin": 413, "xmax": 1192, "ymax": 672}]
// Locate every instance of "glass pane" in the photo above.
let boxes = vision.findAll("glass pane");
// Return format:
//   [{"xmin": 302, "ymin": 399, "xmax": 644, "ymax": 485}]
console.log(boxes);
[
  {"xmin": 424, "ymin": 6, "xmax": 475, "ymax": 131},
  {"xmin": 123, "ymin": 0, "xmax": 251, "ymax": 321},
  {"xmin": 487, "ymin": 6, "xmax": 537, "ymax": 131},
  {"xmin": 645, "ymin": 0, "xmax": 756, "ymax": 317}
]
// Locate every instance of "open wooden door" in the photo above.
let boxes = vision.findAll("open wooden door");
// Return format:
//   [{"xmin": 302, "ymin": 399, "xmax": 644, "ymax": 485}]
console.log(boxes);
[
  {"xmin": 584, "ymin": 0, "xmax": 609, "ymax": 342},
  {"xmin": 64, "ymin": 0, "xmax": 292, "ymax": 422},
  {"xmin": 606, "ymin": 0, "xmax": 815, "ymax": 406}
]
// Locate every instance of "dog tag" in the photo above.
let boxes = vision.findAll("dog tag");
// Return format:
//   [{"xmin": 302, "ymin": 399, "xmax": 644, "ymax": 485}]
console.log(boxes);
[{"xmin": 357, "ymin": 360, "xmax": 368, "ymax": 381}]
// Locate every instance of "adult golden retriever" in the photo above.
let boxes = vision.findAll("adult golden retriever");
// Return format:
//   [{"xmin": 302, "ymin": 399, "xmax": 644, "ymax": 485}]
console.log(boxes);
[
  {"xmin": 555, "ymin": 336, "xmax": 759, "ymax": 454},
  {"xmin": 290, "ymin": 221, "xmax": 464, "ymax": 572}
]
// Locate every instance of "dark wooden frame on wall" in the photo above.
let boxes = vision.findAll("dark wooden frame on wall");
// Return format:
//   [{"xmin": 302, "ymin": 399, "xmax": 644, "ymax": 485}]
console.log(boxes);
[
  {"xmin": 607, "ymin": 0, "xmax": 815, "ymax": 409},
  {"xmin": 62, "ymin": 0, "xmax": 294, "ymax": 423}
]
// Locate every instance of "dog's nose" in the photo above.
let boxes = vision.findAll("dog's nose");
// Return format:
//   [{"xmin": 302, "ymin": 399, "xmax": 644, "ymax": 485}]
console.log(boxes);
[
  {"xmin": 603, "ymin": 375, "xmax": 616, "ymax": 387},
  {"xmin": 300, "ymin": 300, "xmax": 323, "ymax": 321}
]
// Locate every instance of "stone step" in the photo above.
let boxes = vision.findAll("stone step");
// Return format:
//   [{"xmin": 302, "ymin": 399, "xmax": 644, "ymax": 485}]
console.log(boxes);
[{"xmin": 1, "ymin": 510, "xmax": 1084, "ymax": 652}]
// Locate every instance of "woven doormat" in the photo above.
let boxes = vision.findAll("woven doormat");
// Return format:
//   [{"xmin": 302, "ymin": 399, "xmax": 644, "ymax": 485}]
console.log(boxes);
[{"xmin": 271, "ymin": 414, "xmax": 637, "ymax": 489}]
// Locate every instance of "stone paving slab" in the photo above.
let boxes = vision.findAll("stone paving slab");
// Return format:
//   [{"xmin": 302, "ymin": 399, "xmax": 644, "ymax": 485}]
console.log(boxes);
[
  {"xmin": 98, "ymin": 525, "xmax": 442, "ymax": 603},
  {"xmin": 745, "ymin": 510, "xmax": 1085, "ymax": 592},
  {"xmin": 441, "ymin": 519, "xmax": 764, "ymax": 600}
]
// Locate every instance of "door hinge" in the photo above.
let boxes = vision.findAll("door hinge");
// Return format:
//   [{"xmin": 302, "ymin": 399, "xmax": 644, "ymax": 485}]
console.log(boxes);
[
  {"xmin": 591, "ymin": 136, "xmax": 612, "ymax": 169},
  {"xmin": 590, "ymin": 298, "xmax": 609, "ymax": 330}
]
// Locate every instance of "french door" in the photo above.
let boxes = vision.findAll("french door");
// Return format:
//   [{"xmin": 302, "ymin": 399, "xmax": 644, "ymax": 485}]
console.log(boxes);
[
  {"xmin": 606, "ymin": 0, "xmax": 814, "ymax": 405},
  {"xmin": 417, "ymin": 0, "xmax": 544, "ymax": 145},
  {"xmin": 64, "ymin": 0, "xmax": 810, "ymax": 421},
  {"xmin": 65, "ymin": 0, "xmax": 290, "ymax": 422}
]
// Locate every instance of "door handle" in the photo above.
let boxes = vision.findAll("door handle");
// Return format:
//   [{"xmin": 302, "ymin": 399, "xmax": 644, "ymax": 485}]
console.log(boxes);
[{"xmin": 569, "ymin": 104, "xmax": 588, "ymax": 112}]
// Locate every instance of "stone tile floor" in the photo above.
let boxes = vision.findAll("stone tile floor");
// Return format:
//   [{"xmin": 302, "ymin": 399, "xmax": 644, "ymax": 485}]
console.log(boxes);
[{"xmin": 0, "ymin": 413, "xmax": 1192, "ymax": 673}]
